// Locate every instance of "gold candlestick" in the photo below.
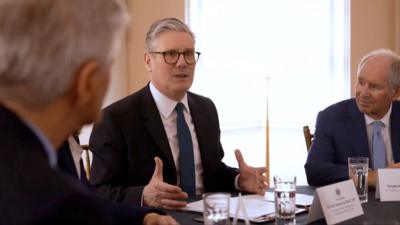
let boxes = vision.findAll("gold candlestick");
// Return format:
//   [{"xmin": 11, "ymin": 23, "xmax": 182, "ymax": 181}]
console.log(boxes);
[{"xmin": 265, "ymin": 77, "xmax": 270, "ymax": 184}]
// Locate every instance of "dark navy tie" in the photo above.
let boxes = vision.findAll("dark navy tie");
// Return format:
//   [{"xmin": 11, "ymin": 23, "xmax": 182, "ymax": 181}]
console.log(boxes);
[
  {"xmin": 176, "ymin": 103, "xmax": 196, "ymax": 195},
  {"xmin": 79, "ymin": 159, "xmax": 91, "ymax": 186},
  {"xmin": 372, "ymin": 121, "xmax": 386, "ymax": 169}
]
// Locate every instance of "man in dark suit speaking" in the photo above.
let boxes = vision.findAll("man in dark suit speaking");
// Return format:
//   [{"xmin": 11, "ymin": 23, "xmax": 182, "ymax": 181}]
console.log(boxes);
[
  {"xmin": 0, "ymin": 0, "xmax": 176, "ymax": 224},
  {"xmin": 305, "ymin": 49, "xmax": 400, "ymax": 187},
  {"xmin": 89, "ymin": 17, "xmax": 268, "ymax": 209}
]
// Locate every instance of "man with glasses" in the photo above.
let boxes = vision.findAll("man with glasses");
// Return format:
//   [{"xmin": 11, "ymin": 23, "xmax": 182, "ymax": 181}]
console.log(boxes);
[{"xmin": 89, "ymin": 17, "xmax": 268, "ymax": 209}]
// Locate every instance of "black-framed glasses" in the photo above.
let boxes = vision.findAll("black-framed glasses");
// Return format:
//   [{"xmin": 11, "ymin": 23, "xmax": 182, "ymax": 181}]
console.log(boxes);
[{"xmin": 149, "ymin": 50, "xmax": 201, "ymax": 65}]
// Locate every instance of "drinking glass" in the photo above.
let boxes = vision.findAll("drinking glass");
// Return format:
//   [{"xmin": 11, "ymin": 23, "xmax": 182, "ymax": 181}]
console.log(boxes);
[
  {"xmin": 203, "ymin": 192, "xmax": 230, "ymax": 225},
  {"xmin": 348, "ymin": 157, "xmax": 369, "ymax": 203},
  {"xmin": 274, "ymin": 175, "xmax": 296, "ymax": 225}
]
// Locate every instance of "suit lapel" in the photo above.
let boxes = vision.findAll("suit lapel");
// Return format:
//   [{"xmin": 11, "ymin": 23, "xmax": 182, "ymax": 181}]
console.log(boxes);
[
  {"xmin": 390, "ymin": 102, "xmax": 400, "ymax": 162},
  {"xmin": 141, "ymin": 86, "xmax": 176, "ymax": 169},
  {"xmin": 187, "ymin": 94, "xmax": 211, "ymax": 165},
  {"xmin": 348, "ymin": 100, "xmax": 370, "ymax": 159}
]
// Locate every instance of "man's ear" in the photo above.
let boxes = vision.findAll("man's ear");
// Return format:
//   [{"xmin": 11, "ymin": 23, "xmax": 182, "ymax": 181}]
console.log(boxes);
[
  {"xmin": 144, "ymin": 52, "xmax": 152, "ymax": 72},
  {"xmin": 69, "ymin": 60, "xmax": 100, "ymax": 107}
]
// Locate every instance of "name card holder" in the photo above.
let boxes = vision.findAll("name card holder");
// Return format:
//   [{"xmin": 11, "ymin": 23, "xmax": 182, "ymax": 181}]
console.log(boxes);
[
  {"xmin": 377, "ymin": 168, "xmax": 400, "ymax": 201},
  {"xmin": 307, "ymin": 180, "xmax": 364, "ymax": 225}
]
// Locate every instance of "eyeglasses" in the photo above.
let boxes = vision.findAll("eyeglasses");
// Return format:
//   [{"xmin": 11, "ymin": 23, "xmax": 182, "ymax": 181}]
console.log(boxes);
[{"xmin": 149, "ymin": 50, "xmax": 201, "ymax": 65}]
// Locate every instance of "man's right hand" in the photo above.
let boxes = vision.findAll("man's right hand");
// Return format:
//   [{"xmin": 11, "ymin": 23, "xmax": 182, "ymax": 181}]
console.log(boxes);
[
  {"xmin": 368, "ymin": 163, "xmax": 400, "ymax": 187},
  {"xmin": 367, "ymin": 170, "xmax": 377, "ymax": 187},
  {"xmin": 143, "ymin": 157, "xmax": 188, "ymax": 209}
]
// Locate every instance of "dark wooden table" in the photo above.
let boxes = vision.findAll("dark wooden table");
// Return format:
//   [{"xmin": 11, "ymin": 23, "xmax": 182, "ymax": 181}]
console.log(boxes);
[{"xmin": 165, "ymin": 185, "xmax": 400, "ymax": 225}]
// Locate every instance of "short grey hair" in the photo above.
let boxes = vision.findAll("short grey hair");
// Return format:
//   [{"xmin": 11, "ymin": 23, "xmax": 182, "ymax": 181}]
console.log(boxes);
[
  {"xmin": 145, "ymin": 17, "xmax": 195, "ymax": 52},
  {"xmin": 0, "ymin": 0, "xmax": 129, "ymax": 109},
  {"xmin": 357, "ymin": 48, "xmax": 400, "ymax": 90}
]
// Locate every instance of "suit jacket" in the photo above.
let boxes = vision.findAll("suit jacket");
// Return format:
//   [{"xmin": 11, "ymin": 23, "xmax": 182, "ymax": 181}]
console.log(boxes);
[
  {"xmin": 0, "ymin": 105, "xmax": 157, "ymax": 225},
  {"xmin": 304, "ymin": 99, "xmax": 400, "ymax": 186},
  {"xmin": 57, "ymin": 140, "xmax": 91, "ymax": 187},
  {"xmin": 89, "ymin": 84, "xmax": 239, "ymax": 205}
]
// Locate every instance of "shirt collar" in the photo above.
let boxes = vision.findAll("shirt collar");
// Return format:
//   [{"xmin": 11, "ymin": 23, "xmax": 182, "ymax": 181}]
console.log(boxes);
[
  {"xmin": 22, "ymin": 118, "xmax": 58, "ymax": 168},
  {"xmin": 149, "ymin": 82, "xmax": 190, "ymax": 118},
  {"xmin": 364, "ymin": 103, "xmax": 392, "ymax": 127}
]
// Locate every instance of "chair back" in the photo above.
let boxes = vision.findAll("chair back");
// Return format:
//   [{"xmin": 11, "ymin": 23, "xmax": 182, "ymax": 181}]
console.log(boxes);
[{"xmin": 303, "ymin": 126, "xmax": 314, "ymax": 152}]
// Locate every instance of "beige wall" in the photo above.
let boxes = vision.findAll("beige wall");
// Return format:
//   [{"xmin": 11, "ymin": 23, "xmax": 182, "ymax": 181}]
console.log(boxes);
[
  {"xmin": 103, "ymin": 33, "xmax": 129, "ymax": 106},
  {"xmin": 351, "ymin": 0, "xmax": 400, "ymax": 96},
  {"xmin": 126, "ymin": 0, "xmax": 185, "ymax": 92},
  {"xmin": 103, "ymin": 0, "xmax": 184, "ymax": 106}
]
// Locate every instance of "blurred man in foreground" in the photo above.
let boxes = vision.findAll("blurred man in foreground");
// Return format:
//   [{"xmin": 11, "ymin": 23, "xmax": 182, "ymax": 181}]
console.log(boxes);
[{"xmin": 0, "ymin": 0, "xmax": 176, "ymax": 224}]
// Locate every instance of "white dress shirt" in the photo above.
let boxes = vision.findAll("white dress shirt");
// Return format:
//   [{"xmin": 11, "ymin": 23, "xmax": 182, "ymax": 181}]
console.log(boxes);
[
  {"xmin": 364, "ymin": 104, "xmax": 394, "ymax": 166},
  {"xmin": 149, "ymin": 83, "xmax": 204, "ymax": 194},
  {"xmin": 67, "ymin": 136, "xmax": 84, "ymax": 179}
]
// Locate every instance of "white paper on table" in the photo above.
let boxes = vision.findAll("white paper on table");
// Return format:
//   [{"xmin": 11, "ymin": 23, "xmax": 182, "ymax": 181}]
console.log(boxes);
[{"xmin": 183, "ymin": 194, "xmax": 307, "ymax": 223}]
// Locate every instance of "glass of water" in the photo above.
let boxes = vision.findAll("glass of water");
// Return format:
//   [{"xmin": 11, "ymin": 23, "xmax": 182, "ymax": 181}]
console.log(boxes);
[
  {"xmin": 203, "ymin": 192, "xmax": 230, "ymax": 225},
  {"xmin": 273, "ymin": 175, "xmax": 296, "ymax": 225},
  {"xmin": 348, "ymin": 157, "xmax": 369, "ymax": 203}
]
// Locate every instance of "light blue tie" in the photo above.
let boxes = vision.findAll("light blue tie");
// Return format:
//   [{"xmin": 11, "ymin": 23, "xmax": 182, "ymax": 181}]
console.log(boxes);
[
  {"xmin": 176, "ymin": 103, "xmax": 196, "ymax": 195},
  {"xmin": 372, "ymin": 121, "xmax": 386, "ymax": 169}
]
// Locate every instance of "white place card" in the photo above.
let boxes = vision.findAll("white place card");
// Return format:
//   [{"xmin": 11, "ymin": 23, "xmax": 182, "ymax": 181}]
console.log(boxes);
[
  {"xmin": 307, "ymin": 180, "xmax": 364, "ymax": 225},
  {"xmin": 377, "ymin": 168, "xmax": 400, "ymax": 201}
]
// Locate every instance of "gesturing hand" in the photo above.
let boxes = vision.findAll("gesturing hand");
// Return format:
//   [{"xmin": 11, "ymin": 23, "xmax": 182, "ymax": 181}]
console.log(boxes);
[
  {"xmin": 143, "ymin": 213, "xmax": 179, "ymax": 225},
  {"xmin": 235, "ymin": 149, "xmax": 268, "ymax": 195},
  {"xmin": 143, "ymin": 157, "xmax": 188, "ymax": 209}
]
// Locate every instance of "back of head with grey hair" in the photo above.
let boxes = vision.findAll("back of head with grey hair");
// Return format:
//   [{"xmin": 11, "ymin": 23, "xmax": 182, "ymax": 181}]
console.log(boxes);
[
  {"xmin": 357, "ymin": 48, "xmax": 400, "ymax": 91},
  {"xmin": 0, "ymin": 0, "xmax": 129, "ymax": 109},
  {"xmin": 145, "ymin": 17, "xmax": 195, "ymax": 52}
]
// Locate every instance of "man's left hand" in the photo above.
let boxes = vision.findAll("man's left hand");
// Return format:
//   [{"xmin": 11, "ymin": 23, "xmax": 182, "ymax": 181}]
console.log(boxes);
[
  {"xmin": 235, "ymin": 149, "xmax": 268, "ymax": 195},
  {"xmin": 369, "ymin": 163, "xmax": 400, "ymax": 187},
  {"xmin": 388, "ymin": 163, "xmax": 400, "ymax": 168}
]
